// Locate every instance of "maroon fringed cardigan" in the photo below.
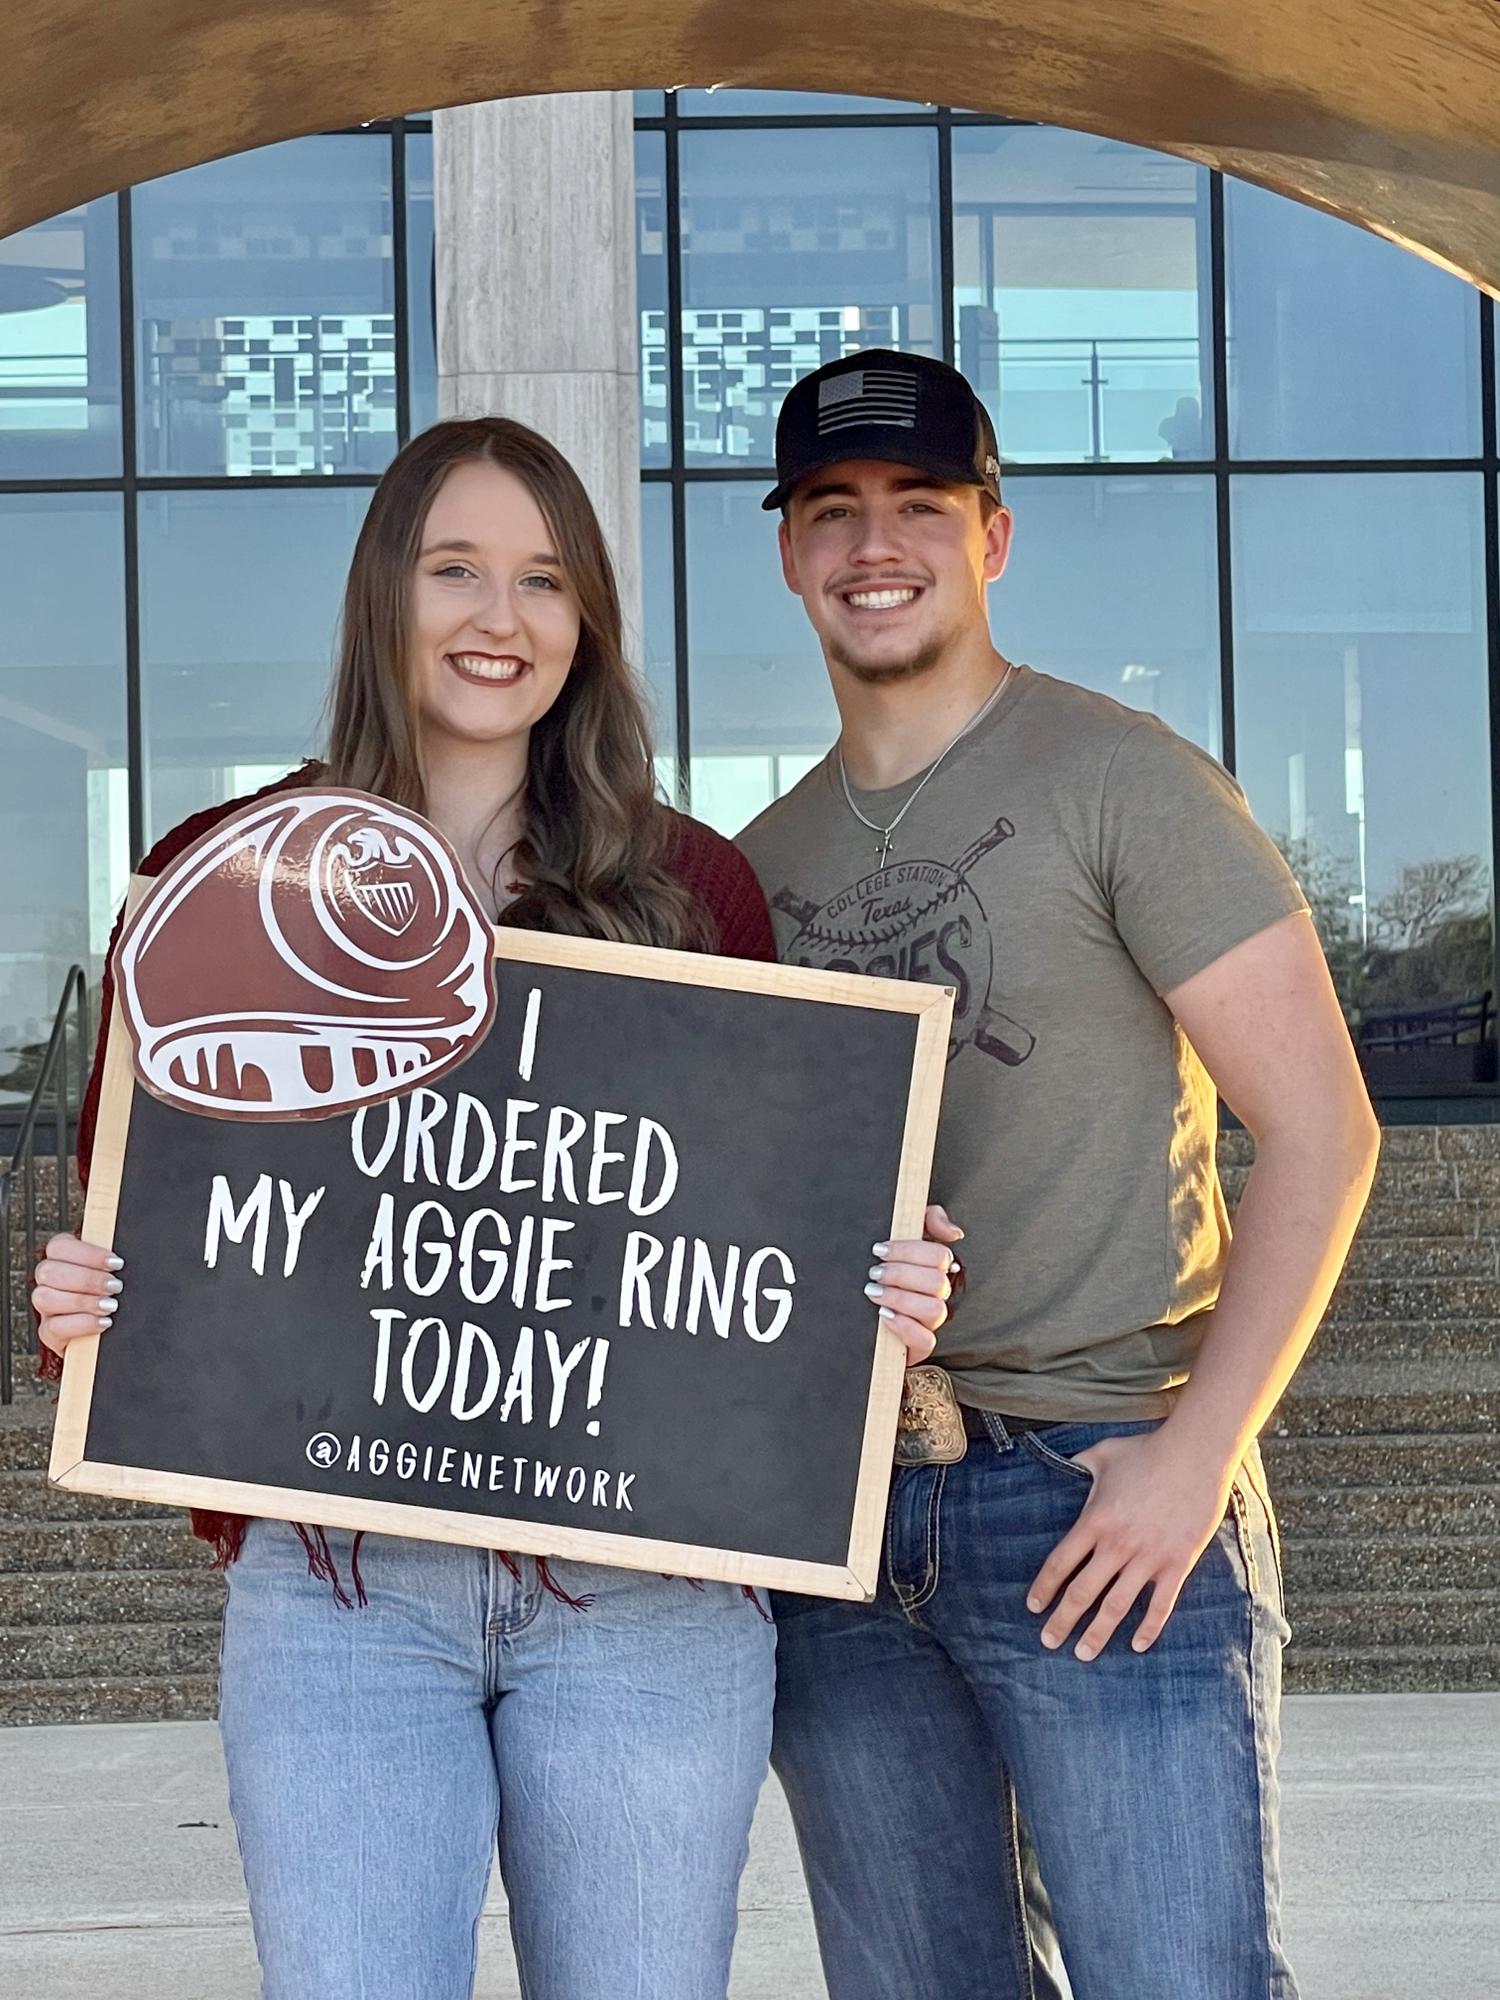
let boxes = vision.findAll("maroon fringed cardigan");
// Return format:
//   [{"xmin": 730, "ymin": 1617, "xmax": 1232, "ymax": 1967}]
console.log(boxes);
[{"xmin": 43, "ymin": 761, "xmax": 777, "ymax": 1597}]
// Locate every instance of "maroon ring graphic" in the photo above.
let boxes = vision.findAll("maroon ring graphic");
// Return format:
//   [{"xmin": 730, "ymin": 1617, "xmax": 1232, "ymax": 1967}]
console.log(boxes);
[{"xmin": 115, "ymin": 788, "xmax": 497, "ymax": 1120}]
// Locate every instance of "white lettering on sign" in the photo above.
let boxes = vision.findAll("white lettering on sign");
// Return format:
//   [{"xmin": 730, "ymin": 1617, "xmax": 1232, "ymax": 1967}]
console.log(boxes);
[
  {"xmin": 188, "ymin": 971, "xmax": 824, "ymax": 1486},
  {"xmin": 356, "ymin": 1200, "xmax": 576, "ymax": 1313},
  {"xmin": 351, "ymin": 1091, "xmax": 678, "ymax": 1218},
  {"xmin": 617, "ymin": 1232, "xmax": 797, "ymax": 1343},
  {"xmin": 365, "ymin": 1309, "xmax": 612, "ymax": 1427},
  {"xmin": 326, "ymin": 1432, "xmax": 638, "ymax": 1511},
  {"xmin": 277, "ymin": 1182, "xmax": 325, "ymax": 1276},
  {"xmin": 204, "ymin": 1174, "xmax": 325, "ymax": 1278},
  {"xmin": 203, "ymin": 1173, "xmax": 272, "ymax": 1274}
]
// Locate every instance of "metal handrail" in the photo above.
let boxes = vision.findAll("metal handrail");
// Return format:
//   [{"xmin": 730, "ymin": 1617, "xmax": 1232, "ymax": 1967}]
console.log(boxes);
[{"xmin": 0, "ymin": 966, "xmax": 91, "ymax": 1404}]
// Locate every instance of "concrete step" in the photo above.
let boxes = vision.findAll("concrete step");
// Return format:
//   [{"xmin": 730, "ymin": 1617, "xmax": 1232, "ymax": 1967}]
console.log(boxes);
[
  {"xmin": 1283, "ymin": 1645, "xmax": 1499, "ymax": 1693},
  {"xmin": 1367, "ymin": 1158, "xmax": 1500, "ymax": 1201},
  {"xmin": 1342, "ymin": 1237, "xmax": 1499, "ymax": 1280},
  {"xmin": 1324, "ymin": 1274, "xmax": 1500, "ymax": 1323},
  {"xmin": 0, "ymin": 1400, "xmax": 55, "ymax": 1471},
  {"xmin": 1346, "ymin": 1199, "xmax": 1487, "ymax": 1241},
  {"xmin": 1275, "ymin": 1392, "xmax": 1498, "ymax": 1438},
  {"xmin": 0, "ymin": 1468, "xmax": 180, "ymax": 1521},
  {"xmin": 1274, "ymin": 1482, "xmax": 1500, "ymax": 1538},
  {"xmin": 5, "ymin": 1596, "xmax": 1492, "ymax": 1684},
  {"xmin": 1262, "ymin": 1432, "xmax": 1500, "ymax": 1488},
  {"xmin": 0, "ymin": 1518, "xmax": 203, "ymax": 1575},
  {"xmin": 1274, "ymin": 1356, "xmax": 1500, "ymax": 1437},
  {"xmin": 1, "ymin": 1619, "xmax": 220, "ymax": 1682},
  {"xmin": 1281, "ymin": 1536, "xmax": 1498, "ymax": 1595},
  {"xmin": 1222, "ymin": 1163, "xmax": 1437, "ymax": 1207},
  {"xmin": 0, "ymin": 1349, "xmax": 51, "ymax": 1399},
  {"xmin": 1291, "ymin": 1591, "xmax": 1500, "ymax": 1651},
  {"xmin": 0, "ymin": 1672, "xmax": 218, "ymax": 1727},
  {"xmin": 1219, "ymin": 1124, "xmax": 1500, "ymax": 1168},
  {"xmin": 1287, "ymin": 1352, "xmax": 1500, "ymax": 1392},
  {"xmin": 0, "ymin": 1565, "xmax": 225, "ymax": 1627},
  {"xmin": 1224, "ymin": 1156, "xmax": 1500, "ymax": 1208},
  {"xmin": 5, "ymin": 1643, "xmax": 1491, "ymax": 1720},
  {"xmin": 1306, "ymin": 1320, "xmax": 1500, "ymax": 1363}
]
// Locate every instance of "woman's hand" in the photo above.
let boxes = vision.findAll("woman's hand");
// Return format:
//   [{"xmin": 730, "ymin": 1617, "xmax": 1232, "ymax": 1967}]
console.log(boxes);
[
  {"xmin": 866, "ymin": 1203, "xmax": 965, "ymax": 1366},
  {"xmin": 32, "ymin": 1233, "xmax": 123, "ymax": 1360}
]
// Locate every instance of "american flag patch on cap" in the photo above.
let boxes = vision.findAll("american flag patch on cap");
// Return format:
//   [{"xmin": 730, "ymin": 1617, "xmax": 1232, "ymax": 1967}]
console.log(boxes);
[{"xmin": 816, "ymin": 367, "xmax": 918, "ymax": 435}]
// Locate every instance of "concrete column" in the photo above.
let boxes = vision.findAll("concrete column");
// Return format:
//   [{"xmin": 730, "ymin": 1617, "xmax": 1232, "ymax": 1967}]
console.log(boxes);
[{"xmin": 434, "ymin": 94, "xmax": 643, "ymax": 647}]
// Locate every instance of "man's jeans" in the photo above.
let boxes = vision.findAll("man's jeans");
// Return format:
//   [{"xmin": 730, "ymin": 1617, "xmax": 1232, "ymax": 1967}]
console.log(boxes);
[
  {"xmin": 219, "ymin": 1521, "xmax": 776, "ymax": 2000},
  {"xmin": 770, "ymin": 1416, "xmax": 1297, "ymax": 2000}
]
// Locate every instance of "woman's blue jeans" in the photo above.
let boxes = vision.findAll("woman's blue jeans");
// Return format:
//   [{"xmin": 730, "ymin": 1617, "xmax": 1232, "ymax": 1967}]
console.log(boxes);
[
  {"xmin": 770, "ymin": 1415, "xmax": 1298, "ymax": 2000},
  {"xmin": 218, "ymin": 1520, "xmax": 776, "ymax": 2000}
]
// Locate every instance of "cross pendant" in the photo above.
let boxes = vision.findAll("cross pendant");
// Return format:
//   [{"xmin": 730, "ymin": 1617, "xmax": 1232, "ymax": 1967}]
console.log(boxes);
[{"xmin": 876, "ymin": 830, "xmax": 893, "ymax": 867}]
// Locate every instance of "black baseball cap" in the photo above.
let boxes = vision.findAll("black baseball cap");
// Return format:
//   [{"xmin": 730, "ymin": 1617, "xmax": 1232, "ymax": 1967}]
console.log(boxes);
[{"xmin": 762, "ymin": 348, "xmax": 1002, "ymax": 512}]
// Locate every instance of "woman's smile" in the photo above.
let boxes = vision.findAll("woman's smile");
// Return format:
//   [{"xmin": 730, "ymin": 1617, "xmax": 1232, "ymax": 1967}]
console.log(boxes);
[{"xmin": 445, "ymin": 650, "xmax": 531, "ymax": 686}]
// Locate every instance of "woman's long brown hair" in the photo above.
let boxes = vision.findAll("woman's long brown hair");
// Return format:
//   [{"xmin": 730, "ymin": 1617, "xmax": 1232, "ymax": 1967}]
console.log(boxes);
[{"xmin": 325, "ymin": 417, "xmax": 705, "ymax": 949}]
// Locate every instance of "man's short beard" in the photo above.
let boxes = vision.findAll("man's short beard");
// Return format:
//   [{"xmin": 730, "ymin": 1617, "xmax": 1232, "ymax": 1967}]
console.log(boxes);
[{"xmin": 828, "ymin": 632, "xmax": 947, "ymax": 686}]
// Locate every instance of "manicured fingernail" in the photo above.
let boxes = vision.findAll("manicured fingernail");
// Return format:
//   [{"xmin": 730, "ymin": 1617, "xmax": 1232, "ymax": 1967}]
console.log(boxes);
[
  {"xmin": 1041, "ymin": 1631, "xmax": 1060, "ymax": 1649},
  {"xmin": 951, "ymin": 1227, "xmax": 966, "ymax": 1241},
  {"xmin": 878, "ymin": 1307, "xmax": 896, "ymax": 1322},
  {"xmin": 868, "ymin": 1265, "xmax": 885, "ymax": 1281},
  {"xmin": 1132, "ymin": 1637, "xmax": 1150, "ymax": 1653},
  {"xmin": 104, "ymin": 1277, "xmax": 122, "ymax": 1294},
  {"xmin": 95, "ymin": 1317, "xmax": 110, "ymax": 1331},
  {"xmin": 872, "ymin": 1242, "xmax": 890, "ymax": 1257},
  {"xmin": 97, "ymin": 1298, "xmax": 117, "ymax": 1314},
  {"xmin": 1076, "ymin": 1644, "xmax": 1097, "ymax": 1662},
  {"xmin": 1026, "ymin": 1597, "xmax": 1042, "ymax": 1613},
  {"xmin": 865, "ymin": 1282, "xmax": 884, "ymax": 1300},
  {"xmin": 105, "ymin": 1254, "xmax": 124, "ymax": 1270}
]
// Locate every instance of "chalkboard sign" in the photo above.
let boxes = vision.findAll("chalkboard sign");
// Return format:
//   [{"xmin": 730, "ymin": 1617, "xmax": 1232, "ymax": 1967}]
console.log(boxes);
[{"xmin": 51, "ymin": 925, "xmax": 952, "ymax": 1598}]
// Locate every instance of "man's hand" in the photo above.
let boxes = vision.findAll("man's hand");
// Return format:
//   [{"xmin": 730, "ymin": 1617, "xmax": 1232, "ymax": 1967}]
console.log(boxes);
[{"xmin": 1027, "ymin": 1425, "xmax": 1237, "ymax": 1660}]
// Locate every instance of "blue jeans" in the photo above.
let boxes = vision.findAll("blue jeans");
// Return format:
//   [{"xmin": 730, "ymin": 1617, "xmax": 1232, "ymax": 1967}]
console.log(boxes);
[
  {"xmin": 770, "ymin": 1416, "xmax": 1297, "ymax": 2000},
  {"xmin": 218, "ymin": 1521, "xmax": 776, "ymax": 2000}
]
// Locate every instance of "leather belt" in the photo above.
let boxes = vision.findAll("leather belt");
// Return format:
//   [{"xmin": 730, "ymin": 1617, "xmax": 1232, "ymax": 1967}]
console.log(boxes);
[{"xmin": 961, "ymin": 1405, "xmax": 1060, "ymax": 1441}]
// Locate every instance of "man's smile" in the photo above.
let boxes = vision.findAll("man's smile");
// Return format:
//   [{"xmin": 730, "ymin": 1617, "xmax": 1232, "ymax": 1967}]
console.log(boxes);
[{"xmin": 837, "ymin": 583, "xmax": 925, "ymax": 614}]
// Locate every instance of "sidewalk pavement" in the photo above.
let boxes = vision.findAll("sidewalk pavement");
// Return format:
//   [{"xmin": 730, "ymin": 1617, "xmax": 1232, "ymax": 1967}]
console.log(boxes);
[{"xmin": 2, "ymin": 1693, "xmax": 1496, "ymax": 1998}]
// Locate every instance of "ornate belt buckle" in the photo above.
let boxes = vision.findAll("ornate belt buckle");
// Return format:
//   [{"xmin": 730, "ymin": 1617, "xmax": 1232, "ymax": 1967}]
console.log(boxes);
[{"xmin": 895, "ymin": 1363, "xmax": 968, "ymax": 1467}]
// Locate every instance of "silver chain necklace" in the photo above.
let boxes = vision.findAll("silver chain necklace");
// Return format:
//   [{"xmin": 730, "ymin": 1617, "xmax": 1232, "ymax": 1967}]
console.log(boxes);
[{"xmin": 837, "ymin": 662, "xmax": 1016, "ymax": 866}]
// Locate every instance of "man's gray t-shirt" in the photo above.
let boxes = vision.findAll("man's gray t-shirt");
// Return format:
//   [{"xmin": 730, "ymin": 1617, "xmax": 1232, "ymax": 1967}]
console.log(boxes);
[{"xmin": 736, "ymin": 666, "xmax": 1309, "ymax": 1422}]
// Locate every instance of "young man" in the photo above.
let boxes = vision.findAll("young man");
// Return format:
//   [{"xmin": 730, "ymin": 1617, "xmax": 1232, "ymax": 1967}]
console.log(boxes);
[{"xmin": 735, "ymin": 349, "xmax": 1381, "ymax": 2000}]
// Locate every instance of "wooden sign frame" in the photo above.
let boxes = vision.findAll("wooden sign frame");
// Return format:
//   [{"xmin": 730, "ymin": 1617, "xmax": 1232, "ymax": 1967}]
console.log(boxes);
[{"xmin": 49, "ymin": 917, "xmax": 953, "ymax": 1600}]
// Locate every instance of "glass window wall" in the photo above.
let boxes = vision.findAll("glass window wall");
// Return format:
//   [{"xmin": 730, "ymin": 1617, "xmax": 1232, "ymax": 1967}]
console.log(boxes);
[
  {"xmin": 685, "ymin": 481, "xmax": 839, "ymax": 833},
  {"xmin": 677, "ymin": 125, "xmax": 942, "ymax": 465},
  {"xmin": 132, "ymin": 136, "xmax": 398, "ymax": 477},
  {"xmin": 994, "ymin": 473, "xmax": 1221, "ymax": 754},
  {"xmin": 952, "ymin": 129, "xmax": 1211, "ymax": 464},
  {"xmin": 405, "ymin": 129, "xmax": 437, "ymax": 435},
  {"xmin": 640, "ymin": 480, "xmax": 678, "ymax": 781},
  {"xmin": 635, "ymin": 132, "xmax": 669, "ymax": 466},
  {"xmin": 0, "ymin": 121, "xmax": 430, "ymax": 1120},
  {"xmin": 0, "ymin": 494, "xmax": 128, "ymax": 1102},
  {"xmin": 5, "ymin": 96, "xmax": 1496, "ymax": 1101},
  {"xmin": 1233, "ymin": 472, "xmax": 1493, "ymax": 1083},
  {"xmin": 0, "ymin": 199, "xmax": 121, "ymax": 478},
  {"xmin": 138, "ymin": 487, "xmax": 371, "ymax": 843},
  {"xmin": 1226, "ymin": 180, "xmax": 1481, "ymax": 461},
  {"xmin": 644, "ymin": 90, "xmax": 1498, "ymax": 1090}
]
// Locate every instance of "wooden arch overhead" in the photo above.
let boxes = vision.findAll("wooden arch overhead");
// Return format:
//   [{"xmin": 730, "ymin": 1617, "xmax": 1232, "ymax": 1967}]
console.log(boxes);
[{"xmin": 5, "ymin": 0, "xmax": 1500, "ymax": 293}]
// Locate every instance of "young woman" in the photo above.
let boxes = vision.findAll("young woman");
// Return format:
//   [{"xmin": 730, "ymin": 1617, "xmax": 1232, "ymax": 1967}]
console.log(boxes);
[{"xmin": 33, "ymin": 417, "xmax": 957, "ymax": 2000}]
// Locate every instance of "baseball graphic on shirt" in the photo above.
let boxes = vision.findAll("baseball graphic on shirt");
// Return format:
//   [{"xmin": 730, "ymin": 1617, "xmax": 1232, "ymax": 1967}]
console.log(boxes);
[
  {"xmin": 772, "ymin": 817, "xmax": 1035, "ymax": 1068},
  {"xmin": 115, "ymin": 788, "xmax": 497, "ymax": 1120}
]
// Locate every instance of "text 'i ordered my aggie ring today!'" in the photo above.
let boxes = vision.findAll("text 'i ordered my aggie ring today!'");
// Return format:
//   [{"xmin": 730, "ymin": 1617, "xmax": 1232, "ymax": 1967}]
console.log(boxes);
[{"xmin": 201, "ymin": 991, "xmax": 798, "ymax": 1487}]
